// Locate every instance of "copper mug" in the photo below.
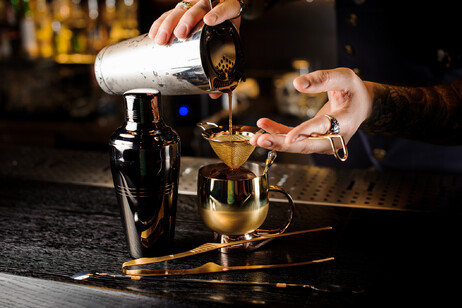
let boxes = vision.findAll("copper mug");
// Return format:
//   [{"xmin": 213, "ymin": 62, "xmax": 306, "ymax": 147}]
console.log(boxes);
[{"xmin": 197, "ymin": 162, "xmax": 294, "ymax": 251}]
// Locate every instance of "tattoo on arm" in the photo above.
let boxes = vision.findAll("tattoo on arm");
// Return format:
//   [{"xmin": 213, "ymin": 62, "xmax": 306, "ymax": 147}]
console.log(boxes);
[{"xmin": 360, "ymin": 79, "xmax": 462, "ymax": 145}]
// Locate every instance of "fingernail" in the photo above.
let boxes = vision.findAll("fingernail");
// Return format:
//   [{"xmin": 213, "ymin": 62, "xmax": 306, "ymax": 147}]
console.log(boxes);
[
  {"xmin": 300, "ymin": 79, "xmax": 310, "ymax": 89},
  {"xmin": 176, "ymin": 24, "xmax": 187, "ymax": 37},
  {"xmin": 155, "ymin": 30, "xmax": 168, "ymax": 44},
  {"xmin": 204, "ymin": 13, "xmax": 218, "ymax": 25},
  {"xmin": 262, "ymin": 140, "xmax": 273, "ymax": 147}
]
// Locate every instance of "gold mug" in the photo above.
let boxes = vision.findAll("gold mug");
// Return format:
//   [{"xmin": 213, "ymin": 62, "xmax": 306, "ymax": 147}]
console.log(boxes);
[{"xmin": 197, "ymin": 161, "xmax": 294, "ymax": 251}]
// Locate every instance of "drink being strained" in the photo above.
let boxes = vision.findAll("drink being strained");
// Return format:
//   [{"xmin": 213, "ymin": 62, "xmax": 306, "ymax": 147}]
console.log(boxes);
[
  {"xmin": 209, "ymin": 133, "xmax": 255, "ymax": 169},
  {"xmin": 198, "ymin": 123, "xmax": 263, "ymax": 169}
]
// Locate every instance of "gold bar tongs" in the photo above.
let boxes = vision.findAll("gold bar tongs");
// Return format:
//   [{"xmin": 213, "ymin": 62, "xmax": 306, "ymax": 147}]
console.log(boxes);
[{"xmin": 122, "ymin": 227, "xmax": 333, "ymax": 277}]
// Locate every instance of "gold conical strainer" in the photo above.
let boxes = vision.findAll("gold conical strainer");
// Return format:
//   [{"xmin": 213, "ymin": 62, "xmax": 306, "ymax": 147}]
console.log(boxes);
[{"xmin": 198, "ymin": 122, "xmax": 263, "ymax": 169}]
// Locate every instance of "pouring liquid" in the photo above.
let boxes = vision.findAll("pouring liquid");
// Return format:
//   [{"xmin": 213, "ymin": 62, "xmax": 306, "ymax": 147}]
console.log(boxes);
[
  {"xmin": 226, "ymin": 90, "xmax": 233, "ymax": 140},
  {"xmin": 208, "ymin": 90, "xmax": 255, "ymax": 169}
]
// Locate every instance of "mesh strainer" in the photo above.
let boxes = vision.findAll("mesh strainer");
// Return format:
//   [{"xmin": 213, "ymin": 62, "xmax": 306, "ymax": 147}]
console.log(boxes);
[{"xmin": 198, "ymin": 122, "xmax": 263, "ymax": 169}]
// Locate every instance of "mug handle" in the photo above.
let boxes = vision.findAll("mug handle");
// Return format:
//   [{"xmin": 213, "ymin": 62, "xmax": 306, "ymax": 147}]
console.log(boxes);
[{"xmin": 255, "ymin": 185, "xmax": 295, "ymax": 236}]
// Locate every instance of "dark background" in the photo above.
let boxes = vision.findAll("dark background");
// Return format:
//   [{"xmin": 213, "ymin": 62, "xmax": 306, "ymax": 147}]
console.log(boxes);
[{"xmin": 0, "ymin": 0, "xmax": 337, "ymax": 163}]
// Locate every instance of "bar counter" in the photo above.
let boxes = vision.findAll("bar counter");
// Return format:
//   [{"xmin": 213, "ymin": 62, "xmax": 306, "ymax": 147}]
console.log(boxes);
[{"xmin": 0, "ymin": 145, "xmax": 461, "ymax": 307}]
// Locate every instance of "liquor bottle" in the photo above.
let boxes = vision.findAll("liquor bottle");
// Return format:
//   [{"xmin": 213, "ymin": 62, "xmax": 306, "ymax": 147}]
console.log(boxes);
[
  {"xmin": 0, "ymin": 1, "xmax": 12, "ymax": 59},
  {"xmin": 20, "ymin": 0, "xmax": 38, "ymax": 58},
  {"xmin": 109, "ymin": 0, "xmax": 139, "ymax": 44},
  {"xmin": 51, "ymin": 0, "xmax": 72, "ymax": 59},
  {"xmin": 4, "ymin": 0, "xmax": 21, "ymax": 59},
  {"xmin": 34, "ymin": 0, "xmax": 54, "ymax": 58},
  {"xmin": 109, "ymin": 89, "xmax": 181, "ymax": 258},
  {"xmin": 67, "ymin": 0, "xmax": 89, "ymax": 55}
]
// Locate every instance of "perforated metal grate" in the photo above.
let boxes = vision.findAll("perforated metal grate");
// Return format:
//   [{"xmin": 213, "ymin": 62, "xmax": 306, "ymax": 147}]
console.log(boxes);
[
  {"xmin": 266, "ymin": 164, "xmax": 461, "ymax": 211},
  {"xmin": 1, "ymin": 145, "xmax": 460, "ymax": 211},
  {"xmin": 0, "ymin": 146, "xmax": 114, "ymax": 188}
]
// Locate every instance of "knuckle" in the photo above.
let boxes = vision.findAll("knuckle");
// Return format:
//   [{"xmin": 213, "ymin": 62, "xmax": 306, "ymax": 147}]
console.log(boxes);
[
  {"xmin": 162, "ymin": 10, "xmax": 173, "ymax": 17},
  {"xmin": 180, "ymin": 13, "xmax": 196, "ymax": 26},
  {"xmin": 157, "ymin": 10, "xmax": 173, "ymax": 22},
  {"xmin": 317, "ymin": 70, "xmax": 331, "ymax": 84},
  {"xmin": 161, "ymin": 15, "xmax": 178, "ymax": 30},
  {"xmin": 346, "ymin": 68, "xmax": 358, "ymax": 80},
  {"xmin": 152, "ymin": 20, "xmax": 162, "ymax": 30},
  {"xmin": 340, "ymin": 67, "xmax": 359, "ymax": 81}
]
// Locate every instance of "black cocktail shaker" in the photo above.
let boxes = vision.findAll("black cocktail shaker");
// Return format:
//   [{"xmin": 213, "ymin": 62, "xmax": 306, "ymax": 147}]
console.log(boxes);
[{"xmin": 109, "ymin": 89, "xmax": 181, "ymax": 258}]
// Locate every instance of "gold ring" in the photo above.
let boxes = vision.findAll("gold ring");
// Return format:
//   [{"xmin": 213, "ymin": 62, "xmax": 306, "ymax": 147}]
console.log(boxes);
[{"xmin": 176, "ymin": 1, "xmax": 193, "ymax": 10}]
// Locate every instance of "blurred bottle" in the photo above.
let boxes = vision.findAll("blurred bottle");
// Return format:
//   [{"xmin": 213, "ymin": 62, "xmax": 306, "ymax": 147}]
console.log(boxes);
[
  {"xmin": 1, "ymin": 0, "xmax": 139, "ymax": 63},
  {"xmin": 0, "ymin": 0, "xmax": 40, "ymax": 60},
  {"xmin": 58, "ymin": 0, "xmax": 91, "ymax": 62},
  {"xmin": 109, "ymin": 0, "xmax": 138, "ymax": 44},
  {"xmin": 68, "ymin": 0, "xmax": 88, "ymax": 54},
  {"xmin": 51, "ymin": 0, "xmax": 93, "ymax": 63},
  {"xmin": 33, "ymin": 0, "xmax": 53, "ymax": 58},
  {"xmin": 51, "ymin": 0, "xmax": 138, "ymax": 64},
  {"xmin": 97, "ymin": 0, "xmax": 116, "ymax": 48},
  {"xmin": 51, "ymin": 0, "xmax": 72, "ymax": 59},
  {"xmin": 20, "ymin": 0, "xmax": 39, "ymax": 59},
  {"xmin": 1, "ymin": 0, "xmax": 21, "ymax": 59},
  {"xmin": 86, "ymin": 0, "xmax": 99, "ymax": 54},
  {"xmin": 0, "ymin": 1, "xmax": 12, "ymax": 60}
]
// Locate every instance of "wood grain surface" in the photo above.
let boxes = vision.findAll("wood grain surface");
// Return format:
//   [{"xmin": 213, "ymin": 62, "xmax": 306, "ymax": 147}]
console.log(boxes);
[{"xmin": 1, "ymin": 155, "xmax": 461, "ymax": 307}]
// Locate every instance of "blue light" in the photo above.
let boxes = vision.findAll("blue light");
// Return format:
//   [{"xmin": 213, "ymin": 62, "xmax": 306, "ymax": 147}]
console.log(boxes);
[{"xmin": 179, "ymin": 105, "xmax": 189, "ymax": 116}]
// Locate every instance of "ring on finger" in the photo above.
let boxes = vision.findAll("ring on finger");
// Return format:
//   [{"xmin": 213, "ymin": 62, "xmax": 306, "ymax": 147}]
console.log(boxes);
[
  {"xmin": 324, "ymin": 114, "xmax": 340, "ymax": 134},
  {"xmin": 176, "ymin": 1, "xmax": 193, "ymax": 10},
  {"xmin": 231, "ymin": 0, "xmax": 246, "ymax": 19}
]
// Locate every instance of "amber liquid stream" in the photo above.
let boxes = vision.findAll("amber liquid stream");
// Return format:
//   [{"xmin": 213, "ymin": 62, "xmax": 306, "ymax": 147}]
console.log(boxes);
[{"xmin": 227, "ymin": 90, "xmax": 233, "ymax": 139}]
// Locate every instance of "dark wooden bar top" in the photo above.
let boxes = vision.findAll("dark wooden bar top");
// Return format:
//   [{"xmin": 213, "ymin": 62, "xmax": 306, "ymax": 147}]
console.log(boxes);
[{"xmin": 1, "ymin": 145, "xmax": 461, "ymax": 307}]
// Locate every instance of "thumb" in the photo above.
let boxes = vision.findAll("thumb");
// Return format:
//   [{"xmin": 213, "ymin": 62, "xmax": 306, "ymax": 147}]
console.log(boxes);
[
  {"xmin": 293, "ymin": 68, "xmax": 358, "ymax": 94},
  {"xmin": 203, "ymin": 0, "xmax": 242, "ymax": 26}
]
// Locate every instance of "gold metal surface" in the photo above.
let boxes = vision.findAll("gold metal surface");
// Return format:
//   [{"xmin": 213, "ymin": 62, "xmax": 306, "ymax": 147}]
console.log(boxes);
[
  {"xmin": 198, "ymin": 122, "xmax": 348, "ymax": 166},
  {"xmin": 122, "ymin": 227, "xmax": 332, "ymax": 276},
  {"xmin": 308, "ymin": 134, "xmax": 348, "ymax": 162},
  {"xmin": 209, "ymin": 134, "xmax": 256, "ymax": 169},
  {"xmin": 125, "ymin": 258, "xmax": 334, "ymax": 277},
  {"xmin": 197, "ymin": 162, "xmax": 294, "ymax": 238},
  {"xmin": 198, "ymin": 122, "xmax": 263, "ymax": 169},
  {"xmin": 199, "ymin": 204, "xmax": 269, "ymax": 236}
]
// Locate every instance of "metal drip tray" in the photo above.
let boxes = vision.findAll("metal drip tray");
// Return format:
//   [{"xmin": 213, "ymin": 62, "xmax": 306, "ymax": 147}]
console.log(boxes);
[
  {"xmin": 1, "ymin": 145, "xmax": 460, "ymax": 211},
  {"xmin": 179, "ymin": 157, "xmax": 461, "ymax": 211},
  {"xmin": 267, "ymin": 164, "xmax": 461, "ymax": 211},
  {"xmin": 0, "ymin": 146, "xmax": 114, "ymax": 188}
]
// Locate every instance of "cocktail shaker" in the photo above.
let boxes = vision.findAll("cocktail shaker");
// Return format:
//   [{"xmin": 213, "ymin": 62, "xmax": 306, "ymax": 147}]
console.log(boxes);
[
  {"xmin": 109, "ymin": 89, "xmax": 181, "ymax": 258},
  {"xmin": 94, "ymin": 20, "xmax": 244, "ymax": 95}
]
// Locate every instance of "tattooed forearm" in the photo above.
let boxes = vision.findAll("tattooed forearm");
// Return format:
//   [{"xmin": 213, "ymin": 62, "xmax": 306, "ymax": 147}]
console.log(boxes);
[{"xmin": 360, "ymin": 79, "xmax": 462, "ymax": 145}]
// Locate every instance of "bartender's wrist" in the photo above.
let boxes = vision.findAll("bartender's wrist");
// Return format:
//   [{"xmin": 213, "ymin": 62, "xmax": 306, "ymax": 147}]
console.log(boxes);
[
  {"xmin": 362, "ymin": 81, "xmax": 375, "ymax": 123},
  {"xmin": 359, "ymin": 82, "xmax": 387, "ymax": 134}
]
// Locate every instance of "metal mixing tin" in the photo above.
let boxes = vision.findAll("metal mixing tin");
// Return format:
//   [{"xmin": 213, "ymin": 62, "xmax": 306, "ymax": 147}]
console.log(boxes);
[{"xmin": 94, "ymin": 21, "xmax": 244, "ymax": 95}]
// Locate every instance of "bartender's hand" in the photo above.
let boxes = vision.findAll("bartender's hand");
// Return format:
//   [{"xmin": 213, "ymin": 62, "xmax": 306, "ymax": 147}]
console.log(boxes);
[
  {"xmin": 250, "ymin": 68, "xmax": 374, "ymax": 155},
  {"xmin": 149, "ymin": 0, "xmax": 243, "ymax": 45}
]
